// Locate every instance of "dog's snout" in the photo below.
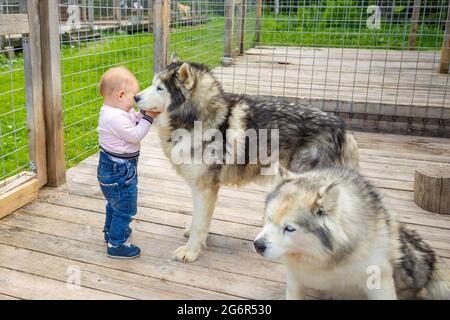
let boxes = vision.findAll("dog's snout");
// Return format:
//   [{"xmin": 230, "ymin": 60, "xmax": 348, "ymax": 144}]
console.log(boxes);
[
  {"xmin": 254, "ymin": 239, "xmax": 267, "ymax": 254},
  {"xmin": 134, "ymin": 95, "xmax": 141, "ymax": 103}
]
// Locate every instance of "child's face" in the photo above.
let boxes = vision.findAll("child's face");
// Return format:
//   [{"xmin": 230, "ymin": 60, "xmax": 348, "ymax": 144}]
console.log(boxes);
[{"xmin": 115, "ymin": 79, "xmax": 139, "ymax": 111}]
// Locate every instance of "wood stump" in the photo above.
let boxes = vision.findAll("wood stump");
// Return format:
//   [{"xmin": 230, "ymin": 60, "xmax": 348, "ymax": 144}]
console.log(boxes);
[{"xmin": 414, "ymin": 168, "xmax": 450, "ymax": 215}]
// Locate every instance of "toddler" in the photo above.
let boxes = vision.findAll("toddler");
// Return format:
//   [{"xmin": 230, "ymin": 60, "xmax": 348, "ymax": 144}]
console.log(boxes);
[{"xmin": 97, "ymin": 66, "xmax": 158, "ymax": 259}]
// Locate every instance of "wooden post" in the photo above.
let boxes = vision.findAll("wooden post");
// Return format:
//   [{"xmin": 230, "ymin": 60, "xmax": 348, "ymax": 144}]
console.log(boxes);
[
  {"xmin": 136, "ymin": 0, "xmax": 143, "ymax": 17},
  {"xmin": 255, "ymin": 0, "xmax": 262, "ymax": 46},
  {"xmin": 239, "ymin": 0, "xmax": 246, "ymax": 55},
  {"xmin": 24, "ymin": 0, "xmax": 47, "ymax": 188},
  {"xmin": 39, "ymin": 0, "xmax": 66, "ymax": 187},
  {"xmin": 414, "ymin": 168, "xmax": 450, "ymax": 215},
  {"xmin": 191, "ymin": 1, "xmax": 197, "ymax": 17},
  {"xmin": 408, "ymin": 0, "xmax": 421, "ymax": 50},
  {"xmin": 223, "ymin": 0, "xmax": 234, "ymax": 64},
  {"xmin": 274, "ymin": 0, "xmax": 279, "ymax": 15},
  {"xmin": 148, "ymin": 0, "xmax": 153, "ymax": 25},
  {"xmin": 0, "ymin": 1, "xmax": 4, "ymax": 49},
  {"xmin": 236, "ymin": 2, "xmax": 242, "ymax": 51},
  {"xmin": 88, "ymin": 0, "xmax": 94, "ymax": 26},
  {"xmin": 153, "ymin": 0, "xmax": 169, "ymax": 74},
  {"xmin": 80, "ymin": 0, "xmax": 87, "ymax": 22},
  {"xmin": 113, "ymin": 0, "xmax": 121, "ymax": 21},
  {"xmin": 440, "ymin": 1, "xmax": 450, "ymax": 74}
]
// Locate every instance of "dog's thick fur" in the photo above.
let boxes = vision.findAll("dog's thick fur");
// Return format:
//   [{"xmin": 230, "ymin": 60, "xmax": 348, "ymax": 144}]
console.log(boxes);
[
  {"xmin": 135, "ymin": 57, "xmax": 359, "ymax": 262},
  {"xmin": 254, "ymin": 167, "xmax": 450, "ymax": 300}
]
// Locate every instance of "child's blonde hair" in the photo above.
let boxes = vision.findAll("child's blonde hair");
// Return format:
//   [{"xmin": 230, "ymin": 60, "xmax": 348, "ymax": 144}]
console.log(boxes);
[{"xmin": 99, "ymin": 66, "xmax": 138, "ymax": 97}]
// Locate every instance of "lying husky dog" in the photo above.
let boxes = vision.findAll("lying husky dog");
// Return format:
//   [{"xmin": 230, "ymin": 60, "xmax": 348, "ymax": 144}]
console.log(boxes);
[
  {"xmin": 135, "ymin": 56, "xmax": 359, "ymax": 262},
  {"xmin": 254, "ymin": 167, "xmax": 450, "ymax": 299}
]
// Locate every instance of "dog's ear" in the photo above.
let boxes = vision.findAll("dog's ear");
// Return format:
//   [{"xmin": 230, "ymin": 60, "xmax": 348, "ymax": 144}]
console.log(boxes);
[
  {"xmin": 177, "ymin": 62, "xmax": 195, "ymax": 90},
  {"xmin": 315, "ymin": 182, "xmax": 340, "ymax": 215},
  {"xmin": 278, "ymin": 164, "xmax": 299, "ymax": 181},
  {"xmin": 170, "ymin": 53, "xmax": 180, "ymax": 64}
]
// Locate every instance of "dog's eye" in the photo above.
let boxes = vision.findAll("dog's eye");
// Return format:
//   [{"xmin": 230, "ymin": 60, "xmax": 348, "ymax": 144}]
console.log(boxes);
[
  {"xmin": 157, "ymin": 86, "xmax": 163, "ymax": 91},
  {"xmin": 284, "ymin": 225, "xmax": 296, "ymax": 233}
]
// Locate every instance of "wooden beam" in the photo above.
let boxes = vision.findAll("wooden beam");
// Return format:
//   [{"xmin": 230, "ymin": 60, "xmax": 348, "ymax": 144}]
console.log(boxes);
[
  {"xmin": 440, "ymin": 2, "xmax": 450, "ymax": 74},
  {"xmin": 39, "ymin": 0, "xmax": 66, "ymax": 187},
  {"xmin": 255, "ymin": 0, "xmax": 262, "ymax": 46},
  {"xmin": 239, "ymin": 0, "xmax": 247, "ymax": 55},
  {"xmin": 80, "ymin": 0, "xmax": 87, "ymax": 21},
  {"xmin": 0, "ymin": 14, "xmax": 29, "ymax": 36},
  {"xmin": 223, "ymin": 0, "xmax": 234, "ymax": 59},
  {"xmin": 87, "ymin": 0, "xmax": 94, "ymax": 25},
  {"xmin": 24, "ymin": 0, "xmax": 47, "ymax": 188},
  {"xmin": 113, "ymin": 0, "xmax": 121, "ymax": 21},
  {"xmin": 152, "ymin": 0, "xmax": 169, "ymax": 74},
  {"xmin": 408, "ymin": 0, "xmax": 421, "ymax": 50},
  {"xmin": 0, "ymin": 178, "xmax": 38, "ymax": 220}
]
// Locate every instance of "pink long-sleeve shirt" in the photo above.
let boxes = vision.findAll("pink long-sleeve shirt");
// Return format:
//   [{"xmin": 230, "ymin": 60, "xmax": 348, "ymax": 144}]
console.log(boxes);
[{"xmin": 97, "ymin": 104, "xmax": 153, "ymax": 158}]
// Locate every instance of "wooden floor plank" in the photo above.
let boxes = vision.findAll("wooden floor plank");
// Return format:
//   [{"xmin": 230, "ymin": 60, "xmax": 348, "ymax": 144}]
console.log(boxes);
[
  {"xmin": 0, "ymin": 221, "xmax": 285, "ymax": 299},
  {"xmin": 58, "ymin": 169, "xmax": 450, "ymax": 230},
  {"xmin": 0, "ymin": 243, "xmax": 234, "ymax": 300},
  {"xmin": 0, "ymin": 293, "xmax": 21, "ymax": 300},
  {"xmin": 0, "ymin": 266, "xmax": 128, "ymax": 300},
  {"xmin": 1, "ymin": 127, "xmax": 450, "ymax": 299},
  {"xmin": 212, "ymin": 47, "xmax": 450, "ymax": 110},
  {"xmin": 32, "ymin": 188, "xmax": 450, "ymax": 259},
  {"xmin": 11, "ymin": 201, "xmax": 284, "ymax": 279}
]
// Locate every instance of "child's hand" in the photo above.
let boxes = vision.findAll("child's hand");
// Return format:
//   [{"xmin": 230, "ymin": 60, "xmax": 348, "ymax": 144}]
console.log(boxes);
[{"xmin": 145, "ymin": 110, "xmax": 161, "ymax": 118}]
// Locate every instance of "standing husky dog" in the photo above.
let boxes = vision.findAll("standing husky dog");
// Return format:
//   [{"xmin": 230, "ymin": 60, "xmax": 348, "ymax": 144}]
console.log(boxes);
[
  {"xmin": 135, "ymin": 56, "xmax": 359, "ymax": 262},
  {"xmin": 254, "ymin": 168, "xmax": 450, "ymax": 299}
]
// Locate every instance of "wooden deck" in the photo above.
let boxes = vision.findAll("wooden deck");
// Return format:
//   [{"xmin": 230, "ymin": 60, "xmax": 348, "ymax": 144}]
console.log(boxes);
[
  {"xmin": 1, "ymin": 130, "xmax": 450, "ymax": 299},
  {"xmin": 213, "ymin": 46, "xmax": 450, "ymax": 119}
]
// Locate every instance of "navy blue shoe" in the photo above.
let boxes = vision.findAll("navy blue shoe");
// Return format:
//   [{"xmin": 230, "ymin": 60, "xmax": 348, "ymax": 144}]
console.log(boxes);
[
  {"xmin": 104, "ymin": 227, "xmax": 132, "ymax": 243},
  {"xmin": 107, "ymin": 242, "xmax": 141, "ymax": 259}
]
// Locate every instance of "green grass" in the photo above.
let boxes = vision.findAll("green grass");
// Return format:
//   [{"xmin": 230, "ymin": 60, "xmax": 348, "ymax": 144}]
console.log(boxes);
[
  {"xmin": 259, "ymin": 14, "xmax": 444, "ymax": 49},
  {"xmin": 0, "ymin": 13, "xmax": 445, "ymax": 181},
  {"xmin": 61, "ymin": 30, "xmax": 154, "ymax": 169}
]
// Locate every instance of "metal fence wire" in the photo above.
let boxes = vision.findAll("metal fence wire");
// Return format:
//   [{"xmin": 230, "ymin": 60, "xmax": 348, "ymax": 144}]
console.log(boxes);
[
  {"xmin": 214, "ymin": 0, "xmax": 450, "ymax": 133},
  {"xmin": 1, "ymin": 0, "xmax": 450, "ymax": 184},
  {"xmin": 58, "ymin": 0, "xmax": 154, "ymax": 168},
  {"xmin": 0, "ymin": 0, "xmax": 29, "ymax": 186}
]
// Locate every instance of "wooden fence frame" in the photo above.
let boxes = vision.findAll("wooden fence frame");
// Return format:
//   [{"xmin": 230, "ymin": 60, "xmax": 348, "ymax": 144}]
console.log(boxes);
[
  {"xmin": 440, "ymin": 1, "xmax": 450, "ymax": 74},
  {"xmin": 1, "ymin": 0, "xmax": 65, "ymax": 219}
]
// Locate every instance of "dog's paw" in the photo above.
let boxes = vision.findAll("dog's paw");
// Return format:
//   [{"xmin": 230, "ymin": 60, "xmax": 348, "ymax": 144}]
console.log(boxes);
[
  {"xmin": 183, "ymin": 227, "xmax": 191, "ymax": 238},
  {"xmin": 172, "ymin": 245, "xmax": 200, "ymax": 262}
]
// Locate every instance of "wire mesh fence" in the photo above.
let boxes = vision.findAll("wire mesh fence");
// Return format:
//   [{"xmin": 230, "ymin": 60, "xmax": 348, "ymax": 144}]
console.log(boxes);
[
  {"xmin": 58, "ymin": 0, "xmax": 154, "ymax": 168},
  {"xmin": 213, "ymin": 0, "xmax": 450, "ymax": 134},
  {"xmin": 0, "ymin": 0, "xmax": 25, "ymax": 14},
  {"xmin": 53, "ymin": 0, "xmax": 450, "ymax": 170},
  {"xmin": 0, "ymin": 0, "xmax": 30, "ymax": 186},
  {"xmin": 1, "ymin": 0, "xmax": 450, "ymax": 186},
  {"xmin": 168, "ymin": 0, "xmax": 226, "ymax": 65}
]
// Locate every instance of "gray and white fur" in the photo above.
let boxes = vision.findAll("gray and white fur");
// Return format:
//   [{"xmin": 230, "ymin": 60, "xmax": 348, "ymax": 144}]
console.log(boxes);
[
  {"xmin": 254, "ymin": 167, "xmax": 450, "ymax": 300},
  {"xmin": 135, "ymin": 56, "xmax": 359, "ymax": 262}
]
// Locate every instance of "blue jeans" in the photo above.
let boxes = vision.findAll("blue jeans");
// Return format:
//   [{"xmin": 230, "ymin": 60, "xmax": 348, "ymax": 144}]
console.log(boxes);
[{"xmin": 97, "ymin": 150, "xmax": 138, "ymax": 246}]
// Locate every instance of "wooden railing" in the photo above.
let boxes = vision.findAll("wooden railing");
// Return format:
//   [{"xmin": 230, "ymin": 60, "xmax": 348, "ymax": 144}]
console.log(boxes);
[{"xmin": 0, "ymin": 0, "xmax": 65, "ymax": 219}]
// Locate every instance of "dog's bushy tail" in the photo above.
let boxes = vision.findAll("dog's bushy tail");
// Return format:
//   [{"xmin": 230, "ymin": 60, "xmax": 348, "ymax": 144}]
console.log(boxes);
[
  {"xmin": 342, "ymin": 131, "xmax": 359, "ymax": 169},
  {"xmin": 427, "ymin": 262, "xmax": 450, "ymax": 300}
]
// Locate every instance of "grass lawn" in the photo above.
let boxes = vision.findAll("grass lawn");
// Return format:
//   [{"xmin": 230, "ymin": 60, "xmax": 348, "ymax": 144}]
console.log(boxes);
[
  {"xmin": 259, "ymin": 14, "xmax": 444, "ymax": 50},
  {"xmin": 0, "ymin": 12, "xmax": 444, "ymax": 182}
]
